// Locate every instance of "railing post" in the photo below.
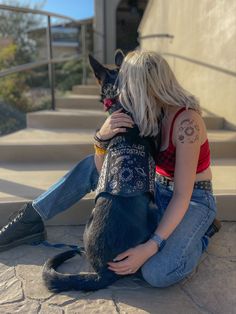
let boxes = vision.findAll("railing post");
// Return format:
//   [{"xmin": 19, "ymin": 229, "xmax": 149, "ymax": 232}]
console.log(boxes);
[
  {"xmin": 81, "ymin": 23, "xmax": 87, "ymax": 85},
  {"xmin": 47, "ymin": 15, "xmax": 56, "ymax": 110}
]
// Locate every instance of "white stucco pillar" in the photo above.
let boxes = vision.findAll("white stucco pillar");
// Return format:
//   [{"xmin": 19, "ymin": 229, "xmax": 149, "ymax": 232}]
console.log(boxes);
[
  {"xmin": 94, "ymin": 0, "xmax": 120, "ymax": 64},
  {"xmin": 105, "ymin": 0, "xmax": 120, "ymax": 64},
  {"xmin": 94, "ymin": 0, "xmax": 105, "ymax": 62}
]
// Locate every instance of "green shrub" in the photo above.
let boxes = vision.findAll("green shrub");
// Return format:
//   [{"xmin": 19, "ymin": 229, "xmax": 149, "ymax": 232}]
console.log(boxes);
[
  {"xmin": 26, "ymin": 59, "xmax": 92, "ymax": 92},
  {"xmin": 25, "ymin": 65, "xmax": 49, "ymax": 89},
  {"xmin": 0, "ymin": 44, "xmax": 30, "ymax": 112},
  {"xmin": 0, "ymin": 101, "xmax": 26, "ymax": 136},
  {"xmin": 55, "ymin": 59, "xmax": 92, "ymax": 91},
  {"xmin": 54, "ymin": 59, "xmax": 82, "ymax": 91}
]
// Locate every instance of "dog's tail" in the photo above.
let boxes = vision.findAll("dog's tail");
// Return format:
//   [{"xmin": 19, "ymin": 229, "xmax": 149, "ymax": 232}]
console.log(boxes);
[{"xmin": 42, "ymin": 250, "xmax": 118, "ymax": 292}]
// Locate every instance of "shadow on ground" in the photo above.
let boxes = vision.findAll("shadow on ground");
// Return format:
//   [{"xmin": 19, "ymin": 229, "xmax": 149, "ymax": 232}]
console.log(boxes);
[{"xmin": 0, "ymin": 223, "xmax": 235, "ymax": 313}]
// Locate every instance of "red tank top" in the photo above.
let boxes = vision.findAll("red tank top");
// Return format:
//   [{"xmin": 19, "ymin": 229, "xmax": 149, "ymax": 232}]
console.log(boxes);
[{"xmin": 156, "ymin": 108, "xmax": 211, "ymax": 178}]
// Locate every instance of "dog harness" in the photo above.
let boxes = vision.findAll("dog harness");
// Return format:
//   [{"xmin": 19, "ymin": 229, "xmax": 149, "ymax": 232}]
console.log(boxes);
[
  {"xmin": 156, "ymin": 108, "xmax": 211, "ymax": 178},
  {"xmin": 95, "ymin": 126, "xmax": 156, "ymax": 199}
]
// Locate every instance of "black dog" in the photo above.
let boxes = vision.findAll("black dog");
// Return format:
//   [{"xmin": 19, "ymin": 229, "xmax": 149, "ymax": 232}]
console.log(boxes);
[{"xmin": 42, "ymin": 50, "xmax": 160, "ymax": 292}]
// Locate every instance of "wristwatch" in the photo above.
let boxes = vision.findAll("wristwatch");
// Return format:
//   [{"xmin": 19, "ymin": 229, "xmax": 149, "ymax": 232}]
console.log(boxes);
[{"xmin": 150, "ymin": 233, "xmax": 166, "ymax": 251}]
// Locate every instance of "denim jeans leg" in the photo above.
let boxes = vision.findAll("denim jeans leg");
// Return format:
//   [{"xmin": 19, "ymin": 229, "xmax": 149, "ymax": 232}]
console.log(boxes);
[
  {"xmin": 141, "ymin": 183, "xmax": 217, "ymax": 287},
  {"xmin": 32, "ymin": 154, "xmax": 99, "ymax": 220}
]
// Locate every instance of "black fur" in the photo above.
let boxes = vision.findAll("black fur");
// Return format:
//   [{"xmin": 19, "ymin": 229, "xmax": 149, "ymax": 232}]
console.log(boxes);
[{"xmin": 42, "ymin": 50, "xmax": 160, "ymax": 292}]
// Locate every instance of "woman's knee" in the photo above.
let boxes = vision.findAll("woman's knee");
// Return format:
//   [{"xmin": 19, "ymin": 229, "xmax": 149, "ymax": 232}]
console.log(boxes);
[{"xmin": 141, "ymin": 262, "xmax": 182, "ymax": 288}]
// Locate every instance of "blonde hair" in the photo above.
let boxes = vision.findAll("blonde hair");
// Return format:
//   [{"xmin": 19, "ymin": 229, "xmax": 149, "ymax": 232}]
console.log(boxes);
[{"xmin": 119, "ymin": 50, "xmax": 201, "ymax": 137}]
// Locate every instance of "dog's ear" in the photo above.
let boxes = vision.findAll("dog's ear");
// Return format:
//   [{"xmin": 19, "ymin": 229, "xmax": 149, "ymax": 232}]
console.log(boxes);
[
  {"xmin": 115, "ymin": 49, "xmax": 125, "ymax": 68},
  {"xmin": 88, "ymin": 54, "xmax": 107, "ymax": 81}
]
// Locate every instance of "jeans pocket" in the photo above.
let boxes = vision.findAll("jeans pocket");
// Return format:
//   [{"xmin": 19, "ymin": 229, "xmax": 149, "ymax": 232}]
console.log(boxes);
[
  {"xmin": 191, "ymin": 189, "xmax": 211, "ymax": 209},
  {"xmin": 155, "ymin": 184, "xmax": 172, "ymax": 214},
  {"xmin": 205, "ymin": 192, "xmax": 218, "ymax": 214}
]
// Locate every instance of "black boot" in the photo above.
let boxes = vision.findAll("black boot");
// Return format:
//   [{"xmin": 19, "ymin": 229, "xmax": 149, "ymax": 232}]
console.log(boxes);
[
  {"xmin": 205, "ymin": 218, "xmax": 222, "ymax": 238},
  {"xmin": 0, "ymin": 202, "xmax": 46, "ymax": 252}
]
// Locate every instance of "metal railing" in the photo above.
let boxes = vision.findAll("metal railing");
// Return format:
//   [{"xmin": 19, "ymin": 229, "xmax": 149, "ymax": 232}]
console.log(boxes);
[
  {"xmin": 162, "ymin": 53, "xmax": 236, "ymax": 78},
  {"xmin": 0, "ymin": 4, "xmax": 92, "ymax": 110}
]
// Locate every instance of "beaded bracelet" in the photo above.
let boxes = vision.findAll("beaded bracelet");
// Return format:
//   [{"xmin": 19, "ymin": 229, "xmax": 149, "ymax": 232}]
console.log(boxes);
[
  {"xmin": 94, "ymin": 130, "xmax": 109, "ymax": 142},
  {"xmin": 93, "ymin": 130, "xmax": 110, "ymax": 150}
]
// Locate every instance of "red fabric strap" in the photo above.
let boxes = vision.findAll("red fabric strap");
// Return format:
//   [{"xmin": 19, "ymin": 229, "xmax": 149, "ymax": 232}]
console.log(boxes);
[{"xmin": 156, "ymin": 107, "xmax": 211, "ymax": 178}]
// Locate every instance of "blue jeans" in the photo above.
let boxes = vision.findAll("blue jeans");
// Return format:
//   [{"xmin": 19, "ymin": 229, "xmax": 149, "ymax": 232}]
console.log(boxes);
[
  {"xmin": 33, "ymin": 155, "xmax": 217, "ymax": 287},
  {"xmin": 141, "ymin": 181, "xmax": 217, "ymax": 287},
  {"xmin": 33, "ymin": 155, "xmax": 99, "ymax": 220}
]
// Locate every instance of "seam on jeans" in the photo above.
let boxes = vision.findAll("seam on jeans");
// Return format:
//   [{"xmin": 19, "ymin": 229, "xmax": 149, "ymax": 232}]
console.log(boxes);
[
  {"xmin": 174, "ymin": 208, "xmax": 212, "ymax": 278},
  {"xmin": 155, "ymin": 185, "xmax": 172, "ymax": 212},
  {"xmin": 59, "ymin": 185, "xmax": 90, "ymax": 203},
  {"xmin": 57, "ymin": 169, "xmax": 98, "ymax": 206},
  {"xmin": 34, "ymin": 183, "xmax": 92, "ymax": 220},
  {"xmin": 32, "ymin": 201, "xmax": 47, "ymax": 221},
  {"xmin": 53, "ymin": 175, "xmax": 95, "ymax": 204},
  {"xmin": 206, "ymin": 192, "xmax": 218, "ymax": 213}
]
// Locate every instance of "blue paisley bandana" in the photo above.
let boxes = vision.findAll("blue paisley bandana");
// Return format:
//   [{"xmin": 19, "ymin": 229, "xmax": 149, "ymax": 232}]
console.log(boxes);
[{"xmin": 95, "ymin": 126, "xmax": 156, "ymax": 200}]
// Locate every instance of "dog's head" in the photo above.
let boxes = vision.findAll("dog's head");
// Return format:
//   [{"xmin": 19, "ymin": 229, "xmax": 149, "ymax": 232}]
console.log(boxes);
[{"xmin": 89, "ymin": 50, "xmax": 125, "ymax": 114}]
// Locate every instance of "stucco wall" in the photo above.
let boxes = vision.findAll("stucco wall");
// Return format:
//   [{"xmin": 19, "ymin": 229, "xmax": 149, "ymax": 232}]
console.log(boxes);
[{"xmin": 139, "ymin": 0, "xmax": 236, "ymax": 129}]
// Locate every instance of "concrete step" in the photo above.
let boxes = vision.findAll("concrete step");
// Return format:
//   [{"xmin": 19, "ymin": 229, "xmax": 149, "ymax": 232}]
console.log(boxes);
[
  {"xmin": 0, "ymin": 197, "xmax": 94, "ymax": 227},
  {"xmin": 0, "ymin": 129, "xmax": 94, "ymax": 163},
  {"xmin": 211, "ymin": 158, "xmax": 236, "ymax": 220},
  {"xmin": 86, "ymin": 77, "xmax": 97, "ymax": 85},
  {"xmin": 0, "ymin": 162, "xmax": 95, "ymax": 226},
  {"xmin": 27, "ymin": 109, "xmax": 106, "ymax": 130},
  {"xmin": 55, "ymin": 96, "xmax": 224, "ymax": 131},
  {"xmin": 0, "ymin": 128, "xmax": 235, "ymax": 163},
  {"xmin": 72, "ymin": 85, "xmax": 100, "ymax": 95},
  {"xmin": 27, "ymin": 109, "xmax": 226, "ymax": 132},
  {"xmin": 203, "ymin": 116, "xmax": 224, "ymax": 130},
  {"xmin": 208, "ymin": 130, "xmax": 236, "ymax": 158},
  {"xmin": 202, "ymin": 108, "xmax": 225, "ymax": 130},
  {"xmin": 56, "ymin": 95, "xmax": 102, "ymax": 110},
  {"xmin": 0, "ymin": 160, "xmax": 235, "ymax": 226}
]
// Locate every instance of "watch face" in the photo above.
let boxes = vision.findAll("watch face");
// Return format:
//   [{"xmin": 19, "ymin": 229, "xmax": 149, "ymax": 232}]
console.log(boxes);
[{"xmin": 151, "ymin": 234, "xmax": 166, "ymax": 251}]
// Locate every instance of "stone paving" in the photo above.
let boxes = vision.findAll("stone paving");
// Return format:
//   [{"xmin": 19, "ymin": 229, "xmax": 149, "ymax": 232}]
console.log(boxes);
[{"xmin": 0, "ymin": 222, "xmax": 235, "ymax": 314}]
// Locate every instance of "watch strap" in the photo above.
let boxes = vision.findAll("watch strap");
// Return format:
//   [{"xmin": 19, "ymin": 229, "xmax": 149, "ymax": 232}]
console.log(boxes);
[{"xmin": 150, "ymin": 233, "xmax": 166, "ymax": 251}]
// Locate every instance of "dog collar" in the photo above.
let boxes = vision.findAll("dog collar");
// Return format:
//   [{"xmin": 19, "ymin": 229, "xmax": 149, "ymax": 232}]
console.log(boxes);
[{"xmin": 103, "ymin": 98, "xmax": 117, "ymax": 111}]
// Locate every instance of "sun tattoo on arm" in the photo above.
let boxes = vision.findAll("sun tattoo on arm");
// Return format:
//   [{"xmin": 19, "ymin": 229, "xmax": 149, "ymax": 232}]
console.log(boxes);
[{"xmin": 177, "ymin": 119, "xmax": 200, "ymax": 144}]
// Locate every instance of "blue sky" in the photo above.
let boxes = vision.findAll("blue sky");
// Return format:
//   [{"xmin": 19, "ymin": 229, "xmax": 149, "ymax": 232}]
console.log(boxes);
[{"xmin": 15, "ymin": 0, "xmax": 94, "ymax": 20}]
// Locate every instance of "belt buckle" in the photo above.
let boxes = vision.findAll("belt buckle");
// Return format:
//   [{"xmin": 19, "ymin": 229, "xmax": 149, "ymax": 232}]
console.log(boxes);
[
  {"xmin": 161, "ymin": 176, "xmax": 173, "ymax": 187},
  {"xmin": 160, "ymin": 176, "xmax": 165, "ymax": 185},
  {"xmin": 155, "ymin": 174, "xmax": 174, "ymax": 188},
  {"xmin": 166, "ymin": 178, "xmax": 174, "ymax": 187},
  {"xmin": 169, "ymin": 180, "xmax": 174, "ymax": 187}
]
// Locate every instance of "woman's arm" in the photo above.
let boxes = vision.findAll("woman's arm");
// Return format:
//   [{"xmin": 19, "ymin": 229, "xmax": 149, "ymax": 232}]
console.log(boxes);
[
  {"xmin": 94, "ymin": 153, "xmax": 106, "ymax": 173},
  {"xmin": 108, "ymin": 110, "xmax": 203, "ymax": 274},
  {"xmin": 94, "ymin": 109, "xmax": 134, "ymax": 172},
  {"xmin": 148, "ymin": 109, "xmax": 202, "ymax": 250}
]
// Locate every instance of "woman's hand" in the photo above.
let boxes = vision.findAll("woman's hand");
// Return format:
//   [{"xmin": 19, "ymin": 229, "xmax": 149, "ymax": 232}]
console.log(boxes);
[
  {"xmin": 98, "ymin": 109, "xmax": 134, "ymax": 141},
  {"xmin": 107, "ymin": 241, "xmax": 158, "ymax": 275}
]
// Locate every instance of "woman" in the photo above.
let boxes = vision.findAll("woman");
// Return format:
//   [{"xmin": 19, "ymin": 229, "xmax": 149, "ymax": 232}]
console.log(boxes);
[{"xmin": 95, "ymin": 50, "xmax": 219, "ymax": 287}]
